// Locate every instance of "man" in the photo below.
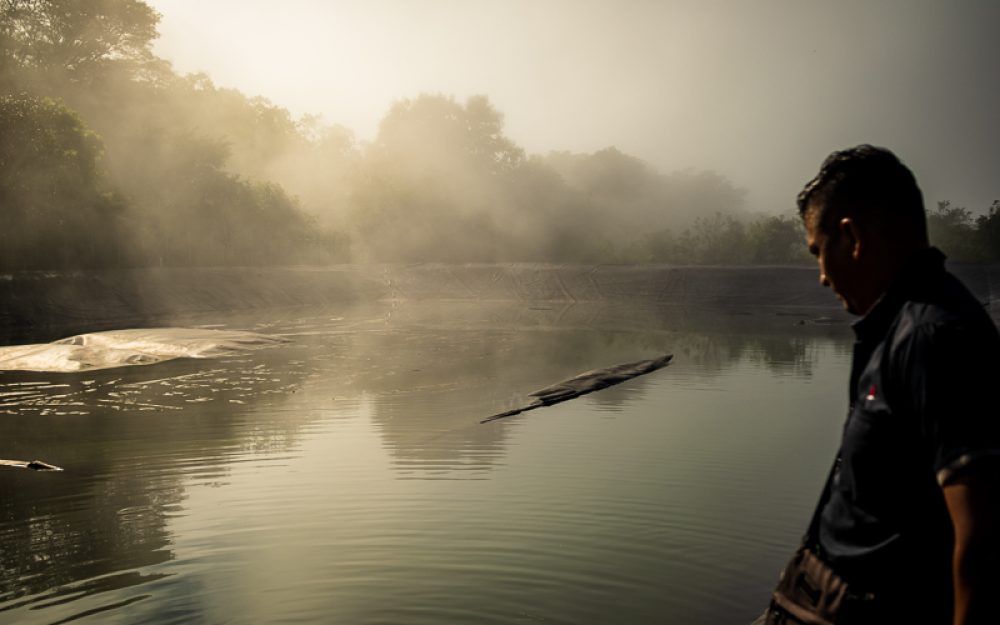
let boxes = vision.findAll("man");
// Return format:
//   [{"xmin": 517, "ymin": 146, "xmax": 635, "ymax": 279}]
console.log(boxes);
[{"xmin": 761, "ymin": 145, "xmax": 999, "ymax": 624}]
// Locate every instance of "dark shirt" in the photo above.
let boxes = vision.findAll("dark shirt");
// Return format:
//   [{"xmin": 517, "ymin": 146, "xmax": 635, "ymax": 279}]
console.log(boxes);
[{"xmin": 817, "ymin": 248, "xmax": 1000, "ymax": 622}]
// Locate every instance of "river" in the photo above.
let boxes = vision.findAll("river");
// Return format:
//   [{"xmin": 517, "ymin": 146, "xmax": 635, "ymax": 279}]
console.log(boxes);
[{"xmin": 0, "ymin": 297, "xmax": 857, "ymax": 625}]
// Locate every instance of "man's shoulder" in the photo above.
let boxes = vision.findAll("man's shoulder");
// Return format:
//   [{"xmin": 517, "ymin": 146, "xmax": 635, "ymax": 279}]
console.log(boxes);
[{"xmin": 895, "ymin": 269, "xmax": 996, "ymax": 337}]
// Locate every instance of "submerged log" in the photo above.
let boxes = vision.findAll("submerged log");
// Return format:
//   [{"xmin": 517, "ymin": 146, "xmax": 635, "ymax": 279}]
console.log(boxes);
[{"xmin": 481, "ymin": 353, "xmax": 673, "ymax": 423}]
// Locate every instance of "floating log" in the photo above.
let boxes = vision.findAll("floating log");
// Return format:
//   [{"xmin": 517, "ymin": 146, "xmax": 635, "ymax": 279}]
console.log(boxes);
[
  {"xmin": 0, "ymin": 459, "xmax": 64, "ymax": 471},
  {"xmin": 481, "ymin": 353, "xmax": 673, "ymax": 423}
]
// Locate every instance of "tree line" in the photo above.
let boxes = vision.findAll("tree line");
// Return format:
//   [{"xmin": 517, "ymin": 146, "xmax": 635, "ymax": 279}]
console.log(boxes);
[
  {"xmin": 2, "ymin": 0, "xmax": 995, "ymax": 271},
  {"xmin": 927, "ymin": 201, "xmax": 1000, "ymax": 262}
]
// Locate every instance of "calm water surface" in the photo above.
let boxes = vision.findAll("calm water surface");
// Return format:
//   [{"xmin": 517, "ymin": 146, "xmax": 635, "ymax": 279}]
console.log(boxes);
[{"xmin": 1, "ymin": 302, "xmax": 852, "ymax": 624}]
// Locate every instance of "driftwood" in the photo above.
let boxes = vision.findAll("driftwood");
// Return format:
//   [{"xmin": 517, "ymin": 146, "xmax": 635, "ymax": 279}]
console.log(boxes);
[
  {"xmin": 481, "ymin": 353, "xmax": 673, "ymax": 423},
  {"xmin": 0, "ymin": 459, "xmax": 63, "ymax": 471}
]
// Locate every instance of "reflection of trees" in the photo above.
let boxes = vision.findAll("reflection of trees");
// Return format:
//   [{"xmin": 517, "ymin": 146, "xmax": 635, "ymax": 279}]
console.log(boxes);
[
  {"xmin": 0, "ymin": 469, "xmax": 176, "ymax": 612},
  {"xmin": 743, "ymin": 335, "xmax": 817, "ymax": 375},
  {"xmin": 579, "ymin": 303, "xmax": 850, "ymax": 377},
  {"xmin": 669, "ymin": 332, "xmax": 819, "ymax": 376},
  {"xmin": 0, "ymin": 346, "xmax": 315, "ymax": 616},
  {"xmin": 354, "ymin": 302, "xmax": 851, "ymax": 475},
  {"xmin": 355, "ymin": 323, "xmax": 673, "ymax": 476}
]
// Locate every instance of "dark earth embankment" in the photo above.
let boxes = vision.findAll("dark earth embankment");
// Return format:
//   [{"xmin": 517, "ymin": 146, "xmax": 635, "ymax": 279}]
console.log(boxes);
[{"xmin": 2, "ymin": 264, "xmax": 997, "ymax": 345}]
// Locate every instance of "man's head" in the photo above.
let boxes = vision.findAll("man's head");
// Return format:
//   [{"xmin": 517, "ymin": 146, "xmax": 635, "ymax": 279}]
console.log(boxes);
[{"xmin": 798, "ymin": 145, "xmax": 929, "ymax": 315}]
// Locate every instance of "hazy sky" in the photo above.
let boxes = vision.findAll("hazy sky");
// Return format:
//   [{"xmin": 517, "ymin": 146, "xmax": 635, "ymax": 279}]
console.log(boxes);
[{"xmin": 148, "ymin": 0, "xmax": 999, "ymax": 215}]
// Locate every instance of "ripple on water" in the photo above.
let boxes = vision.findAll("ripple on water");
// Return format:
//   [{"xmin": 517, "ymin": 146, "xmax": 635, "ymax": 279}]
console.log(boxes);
[{"xmin": 0, "ymin": 308, "xmax": 851, "ymax": 625}]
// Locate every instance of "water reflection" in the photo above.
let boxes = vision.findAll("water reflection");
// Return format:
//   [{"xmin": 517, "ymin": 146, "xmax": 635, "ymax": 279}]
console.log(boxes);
[
  {"xmin": 1, "ymin": 301, "xmax": 854, "ymax": 624},
  {"xmin": 0, "ymin": 347, "xmax": 318, "ymax": 621}
]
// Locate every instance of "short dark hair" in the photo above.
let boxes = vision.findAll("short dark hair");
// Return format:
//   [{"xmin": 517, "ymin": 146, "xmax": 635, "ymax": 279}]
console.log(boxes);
[{"xmin": 797, "ymin": 145, "xmax": 927, "ymax": 241}]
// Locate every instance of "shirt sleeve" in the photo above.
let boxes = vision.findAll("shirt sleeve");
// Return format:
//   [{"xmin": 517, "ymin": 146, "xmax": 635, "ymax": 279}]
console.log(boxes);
[{"xmin": 896, "ymin": 321, "xmax": 1000, "ymax": 486}]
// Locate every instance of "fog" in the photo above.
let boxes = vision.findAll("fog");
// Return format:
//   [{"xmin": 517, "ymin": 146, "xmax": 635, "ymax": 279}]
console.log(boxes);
[
  {"xmin": 2, "ymin": 0, "xmax": 999, "ymax": 270},
  {"xmin": 150, "ymin": 0, "xmax": 1000, "ymax": 215}
]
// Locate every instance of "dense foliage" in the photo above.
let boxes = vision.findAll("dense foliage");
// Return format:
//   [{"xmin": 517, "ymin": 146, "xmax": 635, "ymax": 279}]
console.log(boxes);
[
  {"xmin": 2, "ymin": 0, "xmax": 994, "ymax": 270},
  {"xmin": 927, "ymin": 201, "xmax": 1000, "ymax": 262},
  {"xmin": 0, "ymin": 94, "xmax": 127, "ymax": 269},
  {"xmin": 1, "ymin": 0, "xmax": 343, "ymax": 269}
]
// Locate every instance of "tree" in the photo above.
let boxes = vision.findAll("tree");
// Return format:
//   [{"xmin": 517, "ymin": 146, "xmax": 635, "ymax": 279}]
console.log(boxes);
[
  {"xmin": 0, "ymin": 0, "xmax": 161, "ymax": 89},
  {"xmin": 690, "ymin": 212, "xmax": 750, "ymax": 264},
  {"xmin": 638, "ymin": 228, "xmax": 688, "ymax": 264},
  {"xmin": 372, "ymin": 93, "xmax": 523, "ymax": 180},
  {"xmin": 973, "ymin": 201, "xmax": 1000, "ymax": 262},
  {"xmin": 0, "ymin": 93, "xmax": 127, "ymax": 269},
  {"xmin": 111, "ymin": 124, "xmax": 345, "ymax": 267},
  {"xmin": 928, "ymin": 200, "xmax": 978, "ymax": 260},
  {"xmin": 349, "ymin": 94, "xmax": 525, "ymax": 261},
  {"xmin": 747, "ymin": 215, "xmax": 810, "ymax": 264},
  {"xmin": 543, "ymin": 147, "xmax": 654, "ymax": 199},
  {"xmin": 463, "ymin": 94, "xmax": 524, "ymax": 175},
  {"xmin": 1, "ymin": 1, "xmax": 349, "ymax": 269}
]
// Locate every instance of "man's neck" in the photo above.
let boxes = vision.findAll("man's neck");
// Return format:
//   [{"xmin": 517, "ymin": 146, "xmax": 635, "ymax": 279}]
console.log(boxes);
[
  {"xmin": 857, "ymin": 243, "xmax": 933, "ymax": 316},
  {"xmin": 856, "ymin": 243, "xmax": 930, "ymax": 316}
]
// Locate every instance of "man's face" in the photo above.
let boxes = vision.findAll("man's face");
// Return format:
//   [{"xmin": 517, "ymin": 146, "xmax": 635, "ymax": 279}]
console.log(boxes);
[{"xmin": 803, "ymin": 206, "xmax": 864, "ymax": 315}]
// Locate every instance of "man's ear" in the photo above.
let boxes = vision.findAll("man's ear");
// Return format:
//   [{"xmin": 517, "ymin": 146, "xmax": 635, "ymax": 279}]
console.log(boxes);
[{"xmin": 839, "ymin": 217, "xmax": 863, "ymax": 259}]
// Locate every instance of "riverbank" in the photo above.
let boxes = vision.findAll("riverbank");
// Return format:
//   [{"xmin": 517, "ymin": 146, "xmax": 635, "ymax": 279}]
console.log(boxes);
[{"xmin": 2, "ymin": 263, "xmax": 996, "ymax": 345}]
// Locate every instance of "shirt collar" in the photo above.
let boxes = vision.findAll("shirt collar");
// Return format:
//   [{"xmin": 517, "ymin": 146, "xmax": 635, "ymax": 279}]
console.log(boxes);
[{"xmin": 851, "ymin": 247, "xmax": 946, "ymax": 341}]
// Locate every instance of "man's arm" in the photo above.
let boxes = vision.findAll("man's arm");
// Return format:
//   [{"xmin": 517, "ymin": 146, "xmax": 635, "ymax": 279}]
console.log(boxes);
[{"xmin": 943, "ymin": 463, "xmax": 1000, "ymax": 625}]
